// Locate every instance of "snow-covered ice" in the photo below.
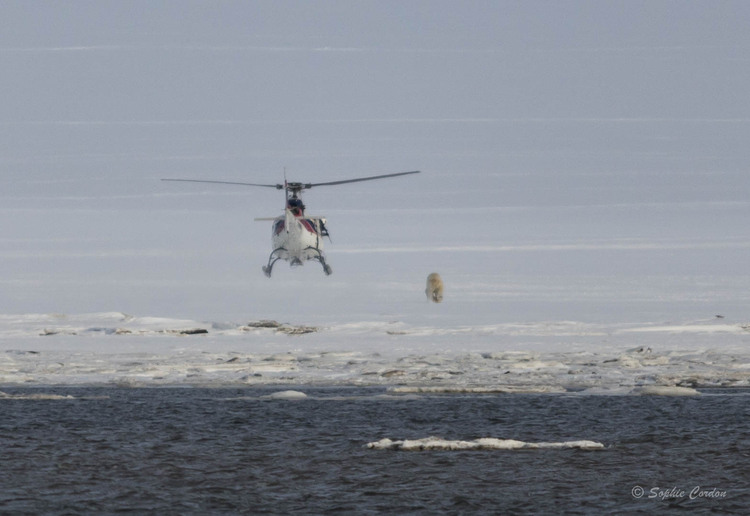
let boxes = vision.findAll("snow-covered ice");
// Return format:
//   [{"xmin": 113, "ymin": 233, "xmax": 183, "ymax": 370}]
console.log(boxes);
[
  {"xmin": 367, "ymin": 437, "xmax": 606, "ymax": 451},
  {"xmin": 0, "ymin": 390, "xmax": 75, "ymax": 400},
  {"xmin": 262, "ymin": 390, "xmax": 308, "ymax": 400},
  {"xmin": 2, "ymin": 311, "xmax": 749, "ymax": 391},
  {"xmin": 631, "ymin": 385, "xmax": 701, "ymax": 396}
]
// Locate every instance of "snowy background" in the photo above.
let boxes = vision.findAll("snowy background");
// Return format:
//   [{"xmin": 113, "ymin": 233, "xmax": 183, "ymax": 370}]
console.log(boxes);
[{"xmin": 2, "ymin": 1, "xmax": 750, "ymax": 388}]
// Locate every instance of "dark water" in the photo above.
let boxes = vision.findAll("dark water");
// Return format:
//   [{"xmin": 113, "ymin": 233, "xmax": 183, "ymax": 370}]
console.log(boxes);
[{"xmin": 1, "ymin": 387, "xmax": 749, "ymax": 515}]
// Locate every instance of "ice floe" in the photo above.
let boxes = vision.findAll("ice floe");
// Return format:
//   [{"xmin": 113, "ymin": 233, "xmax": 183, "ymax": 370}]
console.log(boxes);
[
  {"xmin": 262, "ymin": 390, "xmax": 308, "ymax": 400},
  {"xmin": 1, "ymin": 312, "xmax": 750, "ymax": 391},
  {"xmin": 388, "ymin": 386, "xmax": 566, "ymax": 394},
  {"xmin": 367, "ymin": 437, "xmax": 606, "ymax": 451},
  {"xmin": 631, "ymin": 385, "xmax": 701, "ymax": 396},
  {"xmin": 0, "ymin": 390, "xmax": 74, "ymax": 400}
]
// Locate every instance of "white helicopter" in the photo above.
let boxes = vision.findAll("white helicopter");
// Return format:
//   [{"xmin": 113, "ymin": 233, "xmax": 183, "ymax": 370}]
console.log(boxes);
[{"xmin": 162, "ymin": 170, "xmax": 420, "ymax": 277}]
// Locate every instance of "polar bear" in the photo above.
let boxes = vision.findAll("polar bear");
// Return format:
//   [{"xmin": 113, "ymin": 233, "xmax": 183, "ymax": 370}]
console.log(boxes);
[{"xmin": 425, "ymin": 272, "xmax": 444, "ymax": 303}]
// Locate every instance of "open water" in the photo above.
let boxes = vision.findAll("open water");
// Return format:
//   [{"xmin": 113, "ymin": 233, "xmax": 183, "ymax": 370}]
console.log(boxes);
[{"xmin": 1, "ymin": 387, "xmax": 748, "ymax": 515}]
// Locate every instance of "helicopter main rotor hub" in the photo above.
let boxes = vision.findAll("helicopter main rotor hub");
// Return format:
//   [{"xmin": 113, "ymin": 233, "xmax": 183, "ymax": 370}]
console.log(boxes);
[{"xmin": 285, "ymin": 182, "xmax": 312, "ymax": 198}]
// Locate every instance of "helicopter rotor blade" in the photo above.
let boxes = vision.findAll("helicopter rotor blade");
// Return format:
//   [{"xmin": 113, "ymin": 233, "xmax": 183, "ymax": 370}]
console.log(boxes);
[
  {"xmin": 306, "ymin": 170, "xmax": 420, "ymax": 188},
  {"xmin": 162, "ymin": 170, "xmax": 420, "ymax": 191},
  {"xmin": 161, "ymin": 179, "xmax": 283, "ymax": 189}
]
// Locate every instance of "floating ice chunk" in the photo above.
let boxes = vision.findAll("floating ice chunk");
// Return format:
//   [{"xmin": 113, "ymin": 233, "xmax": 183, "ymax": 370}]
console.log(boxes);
[
  {"xmin": 632, "ymin": 386, "xmax": 700, "ymax": 396},
  {"xmin": 367, "ymin": 436, "xmax": 605, "ymax": 451},
  {"xmin": 389, "ymin": 386, "xmax": 566, "ymax": 394},
  {"xmin": 263, "ymin": 390, "xmax": 308, "ymax": 399},
  {"xmin": 0, "ymin": 391, "xmax": 74, "ymax": 400},
  {"xmin": 575, "ymin": 386, "xmax": 633, "ymax": 396}
]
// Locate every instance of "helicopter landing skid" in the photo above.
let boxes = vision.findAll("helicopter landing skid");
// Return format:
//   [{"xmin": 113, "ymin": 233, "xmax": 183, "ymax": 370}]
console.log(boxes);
[
  {"xmin": 262, "ymin": 247, "xmax": 332, "ymax": 277},
  {"xmin": 262, "ymin": 247, "xmax": 286, "ymax": 278},
  {"xmin": 306, "ymin": 246, "xmax": 333, "ymax": 276}
]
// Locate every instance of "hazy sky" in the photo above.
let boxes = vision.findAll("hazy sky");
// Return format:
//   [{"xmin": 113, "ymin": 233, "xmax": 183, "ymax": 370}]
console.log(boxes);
[
  {"xmin": 2, "ymin": 2, "xmax": 749, "ymax": 121},
  {"xmin": 2, "ymin": 1, "xmax": 749, "ymax": 322}
]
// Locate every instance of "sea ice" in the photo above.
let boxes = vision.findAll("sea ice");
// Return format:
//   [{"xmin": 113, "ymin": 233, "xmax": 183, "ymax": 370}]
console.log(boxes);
[
  {"xmin": 262, "ymin": 390, "xmax": 308, "ymax": 399},
  {"xmin": 1, "ymin": 312, "xmax": 749, "ymax": 391},
  {"xmin": 0, "ymin": 390, "xmax": 74, "ymax": 400},
  {"xmin": 367, "ymin": 437, "xmax": 605, "ymax": 451},
  {"xmin": 631, "ymin": 386, "xmax": 701, "ymax": 396}
]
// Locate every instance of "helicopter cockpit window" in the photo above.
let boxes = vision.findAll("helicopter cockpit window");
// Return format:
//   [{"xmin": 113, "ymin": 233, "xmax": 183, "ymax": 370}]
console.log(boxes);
[{"xmin": 288, "ymin": 198, "xmax": 305, "ymax": 215}]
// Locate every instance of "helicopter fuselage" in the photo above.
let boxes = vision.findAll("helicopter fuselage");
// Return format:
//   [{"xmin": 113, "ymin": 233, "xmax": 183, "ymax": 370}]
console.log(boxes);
[
  {"xmin": 262, "ymin": 198, "xmax": 331, "ymax": 277},
  {"xmin": 270, "ymin": 209, "xmax": 328, "ymax": 267}
]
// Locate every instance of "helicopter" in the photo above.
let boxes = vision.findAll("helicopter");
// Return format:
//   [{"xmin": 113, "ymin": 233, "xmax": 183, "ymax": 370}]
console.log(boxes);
[{"xmin": 162, "ymin": 170, "xmax": 420, "ymax": 277}]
